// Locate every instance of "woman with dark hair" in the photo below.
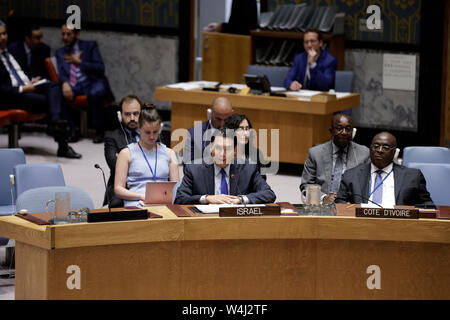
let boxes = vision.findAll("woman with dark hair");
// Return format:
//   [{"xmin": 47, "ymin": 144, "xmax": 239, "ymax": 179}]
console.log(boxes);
[
  {"xmin": 225, "ymin": 113, "xmax": 269, "ymax": 180},
  {"xmin": 114, "ymin": 104, "xmax": 179, "ymax": 206}
]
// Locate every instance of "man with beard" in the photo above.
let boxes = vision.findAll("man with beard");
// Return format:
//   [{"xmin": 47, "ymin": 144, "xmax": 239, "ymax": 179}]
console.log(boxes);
[
  {"xmin": 300, "ymin": 113, "xmax": 370, "ymax": 204},
  {"xmin": 336, "ymin": 132, "xmax": 434, "ymax": 207},
  {"xmin": 104, "ymin": 95, "xmax": 142, "ymax": 207}
]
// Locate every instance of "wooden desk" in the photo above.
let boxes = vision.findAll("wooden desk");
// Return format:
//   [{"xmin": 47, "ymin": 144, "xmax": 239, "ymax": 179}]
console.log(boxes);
[
  {"xmin": 1, "ymin": 207, "xmax": 449, "ymax": 299},
  {"xmin": 154, "ymin": 87, "xmax": 360, "ymax": 164}
]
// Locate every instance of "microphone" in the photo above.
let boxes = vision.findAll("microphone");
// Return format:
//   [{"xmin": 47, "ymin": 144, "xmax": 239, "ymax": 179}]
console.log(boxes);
[
  {"xmin": 9, "ymin": 174, "xmax": 16, "ymax": 214},
  {"xmin": 353, "ymin": 193, "xmax": 383, "ymax": 208},
  {"xmin": 231, "ymin": 173, "xmax": 246, "ymax": 207},
  {"xmin": 94, "ymin": 164, "xmax": 112, "ymax": 213}
]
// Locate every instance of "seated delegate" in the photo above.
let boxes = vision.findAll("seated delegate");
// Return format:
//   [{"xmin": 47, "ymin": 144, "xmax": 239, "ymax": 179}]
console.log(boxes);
[
  {"xmin": 224, "ymin": 113, "xmax": 270, "ymax": 180},
  {"xmin": 335, "ymin": 132, "xmax": 434, "ymax": 207},
  {"xmin": 174, "ymin": 128, "xmax": 276, "ymax": 205},
  {"xmin": 114, "ymin": 105, "xmax": 179, "ymax": 206}
]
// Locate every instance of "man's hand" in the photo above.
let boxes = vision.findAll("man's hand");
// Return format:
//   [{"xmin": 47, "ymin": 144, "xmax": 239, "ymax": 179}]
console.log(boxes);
[
  {"xmin": 307, "ymin": 48, "xmax": 319, "ymax": 65},
  {"xmin": 62, "ymin": 82, "xmax": 74, "ymax": 101},
  {"xmin": 64, "ymin": 51, "xmax": 83, "ymax": 65},
  {"xmin": 31, "ymin": 77, "xmax": 42, "ymax": 84},
  {"xmin": 206, "ymin": 194, "xmax": 241, "ymax": 204},
  {"xmin": 323, "ymin": 192, "xmax": 337, "ymax": 204},
  {"xmin": 22, "ymin": 83, "xmax": 36, "ymax": 93},
  {"xmin": 289, "ymin": 80, "xmax": 302, "ymax": 91},
  {"xmin": 203, "ymin": 23, "xmax": 222, "ymax": 32}
]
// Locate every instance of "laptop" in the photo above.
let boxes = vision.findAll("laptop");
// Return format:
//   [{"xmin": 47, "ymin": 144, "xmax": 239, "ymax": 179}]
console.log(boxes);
[{"xmin": 144, "ymin": 181, "xmax": 177, "ymax": 205}]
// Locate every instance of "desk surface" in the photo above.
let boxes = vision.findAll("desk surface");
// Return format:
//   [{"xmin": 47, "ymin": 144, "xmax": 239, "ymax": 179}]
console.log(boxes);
[{"xmin": 1, "ymin": 205, "xmax": 449, "ymax": 250}]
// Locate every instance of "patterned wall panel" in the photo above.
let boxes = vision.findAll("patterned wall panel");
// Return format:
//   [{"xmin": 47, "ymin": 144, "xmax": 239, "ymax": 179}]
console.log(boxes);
[
  {"xmin": 0, "ymin": 0, "xmax": 179, "ymax": 28},
  {"xmin": 267, "ymin": 0, "xmax": 421, "ymax": 44}
]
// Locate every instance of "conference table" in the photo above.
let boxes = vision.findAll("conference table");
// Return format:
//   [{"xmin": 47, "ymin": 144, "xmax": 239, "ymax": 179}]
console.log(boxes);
[
  {"xmin": 154, "ymin": 85, "xmax": 360, "ymax": 164},
  {"xmin": 0, "ymin": 204, "xmax": 449, "ymax": 300}
]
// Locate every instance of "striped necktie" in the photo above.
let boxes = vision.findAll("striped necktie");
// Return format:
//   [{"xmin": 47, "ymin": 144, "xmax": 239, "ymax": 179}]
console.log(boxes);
[
  {"xmin": 2, "ymin": 51, "xmax": 25, "ymax": 86},
  {"xmin": 69, "ymin": 50, "xmax": 77, "ymax": 86}
]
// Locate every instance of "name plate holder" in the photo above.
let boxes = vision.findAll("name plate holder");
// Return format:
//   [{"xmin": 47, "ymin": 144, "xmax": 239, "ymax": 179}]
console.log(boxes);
[
  {"xmin": 219, "ymin": 205, "xmax": 281, "ymax": 217},
  {"xmin": 355, "ymin": 207, "xmax": 419, "ymax": 219}
]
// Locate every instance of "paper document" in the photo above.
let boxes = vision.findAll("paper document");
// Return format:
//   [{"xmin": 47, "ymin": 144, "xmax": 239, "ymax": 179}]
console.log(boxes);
[
  {"xmin": 195, "ymin": 204, "xmax": 266, "ymax": 214},
  {"xmin": 285, "ymin": 90, "xmax": 322, "ymax": 101},
  {"xmin": 32, "ymin": 79, "xmax": 49, "ymax": 86},
  {"xmin": 166, "ymin": 81, "xmax": 218, "ymax": 90}
]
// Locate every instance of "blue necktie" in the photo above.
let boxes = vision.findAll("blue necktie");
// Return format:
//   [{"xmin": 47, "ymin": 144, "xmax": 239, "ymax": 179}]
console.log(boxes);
[
  {"xmin": 130, "ymin": 130, "xmax": 137, "ymax": 143},
  {"xmin": 2, "ymin": 51, "xmax": 25, "ymax": 86},
  {"xmin": 372, "ymin": 170, "xmax": 384, "ymax": 205},
  {"xmin": 220, "ymin": 168, "xmax": 228, "ymax": 195}
]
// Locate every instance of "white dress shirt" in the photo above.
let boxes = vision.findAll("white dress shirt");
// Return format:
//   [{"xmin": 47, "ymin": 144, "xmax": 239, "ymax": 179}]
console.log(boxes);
[
  {"xmin": 0, "ymin": 48, "xmax": 30, "ymax": 92},
  {"xmin": 369, "ymin": 162, "xmax": 395, "ymax": 208}
]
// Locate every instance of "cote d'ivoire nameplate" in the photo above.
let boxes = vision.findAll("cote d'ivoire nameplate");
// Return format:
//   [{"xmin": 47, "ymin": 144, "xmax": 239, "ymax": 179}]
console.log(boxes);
[{"xmin": 355, "ymin": 207, "xmax": 419, "ymax": 219}]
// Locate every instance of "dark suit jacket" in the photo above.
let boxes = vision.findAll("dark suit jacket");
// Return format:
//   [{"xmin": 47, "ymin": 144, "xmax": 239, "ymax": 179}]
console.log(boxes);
[
  {"xmin": 55, "ymin": 40, "xmax": 114, "ymax": 101},
  {"xmin": 284, "ymin": 50, "xmax": 337, "ymax": 91},
  {"xmin": 222, "ymin": 0, "xmax": 258, "ymax": 35},
  {"xmin": 104, "ymin": 128, "xmax": 129, "ymax": 207},
  {"xmin": 8, "ymin": 41, "xmax": 50, "ymax": 79},
  {"xmin": 335, "ymin": 163, "xmax": 434, "ymax": 206},
  {"xmin": 174, "ymin": 162, "xmax": 276, "ymax": 204},
  {"xmin": 0, "ymin": 50, "xmax": 23, "ymax": 98},
  {"xmin": 184, "ymin": 120, "xmax": 211, "ymax": 164}
]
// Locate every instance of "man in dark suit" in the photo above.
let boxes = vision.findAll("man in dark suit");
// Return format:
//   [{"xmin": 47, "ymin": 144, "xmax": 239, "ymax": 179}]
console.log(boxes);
[
  {"xmin": 0, "ymin": 20, "xmax": 81, "ymax": 158},
  {"xmin": 336, "ymin": 132, "xmax": 434, "ymax": 207},
  {"xmin": 104, "ymin": 95, "xmax": 142, "ymax": 207},
  {"xmin": 301, "ymin": 113, "xmax": 370, "ymax": 204},
  {"xmin": 175, "ymin": 128, "xmax": 276, "ymax": 205},
  {"xmin": 7, "ymin": 25, "xmax": 50, "ymax": 79},
  {"xmin": 183, "ymin": 97, "xmax": 233, "ymax": 164},
  {"xmin": 56, "ymin": 24, "xmax": 114, "ymax": 143},
  {"xmin": 284, "ymin": 29, "xmax": 337, "ymax": 91}
]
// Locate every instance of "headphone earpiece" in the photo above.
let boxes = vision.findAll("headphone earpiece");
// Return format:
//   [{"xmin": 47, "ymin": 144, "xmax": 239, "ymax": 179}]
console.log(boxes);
[
  {"xmin": 117, "ymin": 111, "xmax": 122, "ymax": 123},
  {"xmin": 160, "ymin": 122, "xmax": 163, "ymax": 134}
]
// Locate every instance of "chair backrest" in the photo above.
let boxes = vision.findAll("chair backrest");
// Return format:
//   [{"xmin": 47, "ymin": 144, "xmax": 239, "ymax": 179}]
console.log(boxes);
[
  {"xmin": 406, "ymin": 162, "xmax": 450, "ymax": 206},
  {"xmin": 172, "ymin": 181, "xmax": 182, "ymax": 204},
  {"xmin": 44, "ymin": 57, "xmax": 59, "ymax": 82},
  {"xmin": 335, "ymin": 71, "xmax": 354, "ymax": 92},
  {"xmin": 14, "ymin": 163, "xmax": 66, "ymax": 197},
  {"xmin": 246, "ymin": 65, "xmax": 291, "ymax": 88},
  {"xmin": 16, "ymin": 186, "xmax": 95, "ymax": 213},
  {"xmin": 402, "ymin": 146, "xmax": 450, "ymax": 167},
  {"xmin": 0, "ymin": 148, "xmax": 25, "ymax": 207}
]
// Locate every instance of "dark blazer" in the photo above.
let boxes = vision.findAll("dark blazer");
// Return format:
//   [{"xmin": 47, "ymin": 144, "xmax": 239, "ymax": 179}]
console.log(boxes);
[
  {"xmin": 183, "ymin": 120, "xmax": 211, "ymax": 164},
  {"xmin": 335, "ymin": 163, "xmax": 434, "ymax": 206},
  {"xmin": 222, "ymin": 0, "xmax": 258, "ymax": 35},
  {"xmin": 7, "ymin": 41, "xmax": 50, "ymax": 79},
  {"xmin": 103, "ymin": 128, "xmax": 129, "ymax": 207},
  {"xmin": 174, "ymin": 162, "xmax": 276, "ymax": 204},
  {"xmin": 284, "ymin": 50, "xmax": 337, "ymax": 91},
  {"xmin": 55, "ymin": 40, "xmax": 114, "ymax": 101},
  {"xmin": 0, "ymin": 50, "xmax": 22, "ymax": 98}
]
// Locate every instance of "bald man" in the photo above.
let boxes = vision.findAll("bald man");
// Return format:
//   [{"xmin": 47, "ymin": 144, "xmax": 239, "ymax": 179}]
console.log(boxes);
[
  {"xmin": 183, "ymin": 97, "xmax": 233, "ymax": 164},
  {"xmin": 336, "ymin": 132, "xmax": 434, "ymax": 207},
  {"xmin": 301, "ymin": 113, "xmax": 369, "ymax": 204}
]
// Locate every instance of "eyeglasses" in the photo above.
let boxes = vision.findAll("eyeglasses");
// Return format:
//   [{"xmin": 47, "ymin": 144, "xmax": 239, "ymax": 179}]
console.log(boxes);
[
  {"xmin": 236, "ymin": 126, "xmax": 250, "ymax": 132},
  {"xmin": 371, "ymin": 144, "xmax": 395, "ymax": 152},
  {"xmin": 334, "ymin": 126, "xmax": 352, "ymax": 133},
  {"xmin": 303, "ymin": 39, "xmax": 318, "ymax": 45}
]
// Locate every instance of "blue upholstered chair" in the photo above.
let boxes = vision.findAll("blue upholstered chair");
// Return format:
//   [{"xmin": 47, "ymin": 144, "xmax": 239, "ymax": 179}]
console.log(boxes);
[
  {"xmin": 14, "ymin": 163, "xmax": 66, "ymax": 197},
  {"xmin": 402, "ymin": 146, "xmax": 450, "ymax": 167},
  {"xmin": 16, "ymin": 186, "xmax": 94, "ymax": 213},
  {"xmin": 0, "ymin": 148, "xmax": 26, "ymax": 216},
  {"xmin": 172, "ymin": 181, "xmax": 182, "ymax": 204},
  {"xmin": 246, "ymin": 65, "xmax": 291, "ymax": 87},
  {"xmin": 335, "ymin": 71, "xmax": 355, "ymax": 93},
  {"xmin": 406, "ymin": 162, "xmax": 450, "ymax": 206}
]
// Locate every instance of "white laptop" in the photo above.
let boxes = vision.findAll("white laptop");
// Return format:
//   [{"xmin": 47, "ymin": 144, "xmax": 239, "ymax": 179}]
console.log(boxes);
[{"xmin": 144, "ymin": 181, "xmax": 177, "ymax": 204}]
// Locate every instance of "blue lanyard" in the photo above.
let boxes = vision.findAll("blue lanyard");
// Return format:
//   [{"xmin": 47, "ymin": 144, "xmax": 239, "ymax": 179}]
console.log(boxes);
[
  {"xmin": 368, "ymin": 168, "xmax": 393, "ymax": 198},
  {"xmin": 138, "ymin": 142, "xmax": 157, "ymax": 181}
]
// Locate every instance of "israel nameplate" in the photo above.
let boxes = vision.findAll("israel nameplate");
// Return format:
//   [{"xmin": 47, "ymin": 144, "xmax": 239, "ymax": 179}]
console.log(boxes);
[{"xmin": 219, "ymin": 205, "xmax": 280, "ymax": 217}]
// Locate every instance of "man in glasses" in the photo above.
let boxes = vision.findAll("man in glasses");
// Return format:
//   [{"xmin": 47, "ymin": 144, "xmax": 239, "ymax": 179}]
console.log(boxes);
[
  {"xmin": 284, "ymin": 28, "xmax": 337, "ymax": 91},
  {"xmin": 336, "ymin": 132, "xmax": 434, "ymax": 207},
  {"xmin": 175, "ymin": 128, "xmax": 276, "ymax": 205},
  {"xmin": 104, "ymin": 95, "xmax": 142, "ymax": 207},
  {"xmin": 301, "ymin": 113, "xmax": 369, "ymax": 204}
]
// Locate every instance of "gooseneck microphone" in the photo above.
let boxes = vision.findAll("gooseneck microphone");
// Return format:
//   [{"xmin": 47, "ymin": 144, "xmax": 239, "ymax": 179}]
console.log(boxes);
[
  {"xmin": 231, "ymin": 173, "xmax": 246, "ymax": 206},
  {"xmin": 354, "ymin": 194, "xmax": 383, "ymax": 208},
  {"xmin": 94, "ymin": 164, "xmax": 112, "ymax": 213}
]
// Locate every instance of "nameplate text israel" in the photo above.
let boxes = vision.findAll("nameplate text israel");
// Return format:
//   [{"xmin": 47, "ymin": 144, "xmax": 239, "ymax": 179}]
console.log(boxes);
[{"xmin": 219, "ymin": 205, "xmax": 281, "ymax": 217}]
